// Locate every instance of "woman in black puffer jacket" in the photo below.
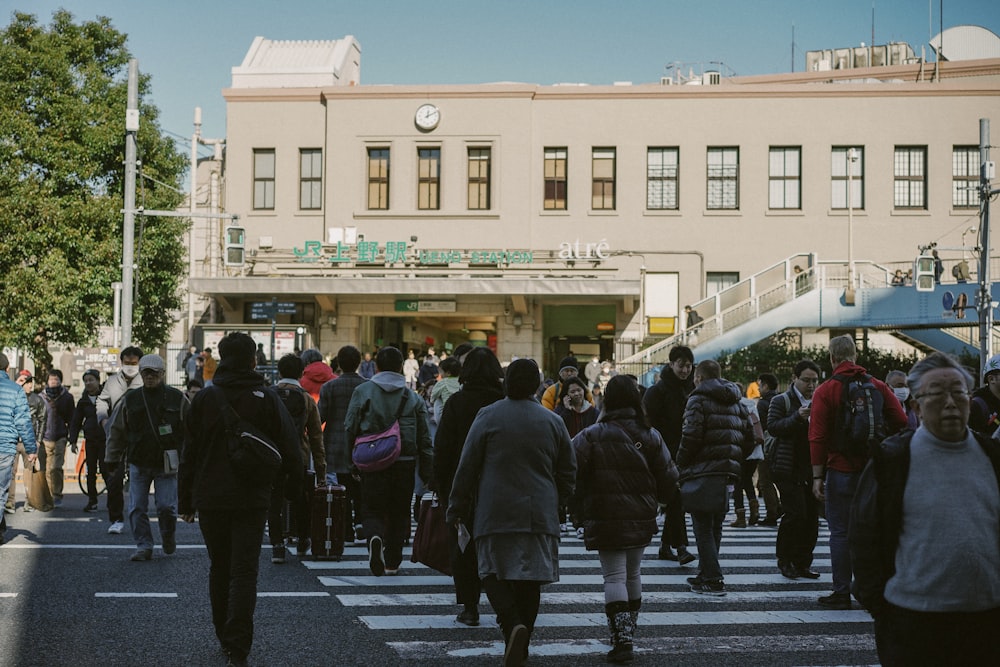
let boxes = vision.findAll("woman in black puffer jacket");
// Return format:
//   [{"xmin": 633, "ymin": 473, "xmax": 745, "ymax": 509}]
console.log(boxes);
[{"xmin": 571, "ymin": 375, "xmax": 678, "ymax": 664}]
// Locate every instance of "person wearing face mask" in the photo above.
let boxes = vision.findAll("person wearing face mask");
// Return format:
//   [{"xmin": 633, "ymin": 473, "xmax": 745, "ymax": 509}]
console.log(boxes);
[
  {"xmin": 95, "ymin": 345, "xmax": 144, "ymax": 534},
  {"xmin": 885, "ymin": 370, "xmax": 919, "ymax": 430},
  {"xmin": 969, "ymin": 354, "xmax": 1000, "ymax": 438},
  {"xmin": 39, "ymin": 369, "xmax": 74, "ymax": 508}
]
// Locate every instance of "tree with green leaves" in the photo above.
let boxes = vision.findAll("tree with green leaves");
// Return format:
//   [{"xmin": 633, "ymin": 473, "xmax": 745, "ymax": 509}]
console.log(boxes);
[{"xmin": 0, "ymin": 9, "xmax": 187, "ymax": 369}]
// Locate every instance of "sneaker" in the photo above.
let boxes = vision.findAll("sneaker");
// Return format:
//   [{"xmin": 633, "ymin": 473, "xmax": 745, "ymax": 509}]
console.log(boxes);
[
  {"xmin": 271, "ymin": 544, "xmax": 286, "ymax": 564},
  {"xmin": 23, "ymin": 504, "xmax": 35, "ymax": 513},
  {"xmin": 108, "ymin": 521, "xmax": 125, "ymax": 535},
  {"xmin": 817, "ymin": 592, "xmax": 852, "ymax": 610},
  {"xmin": 456, "ymin": 609, "xmax": 480, "ymax": 626},
  {"xmin": 368, "ymin": 535, "xmax": 385, "ymax": 576},
  {"xmin": 53, "ymin": 498, "xmax": 63, "ymax": 508},
  {"xmin": 686, "ymin": 575, "xmax": 705, "ymax": 586},
  {"xmin": 384, "ymin": 568, "xmax": 399, "ymax": 576},
  {"xmin": 677, "ymin": 547, "xmax": 697, "ymax": 565},
  {"xmin": 296, "ymin": 537, "xmax": 311, "ymax": 557},
  {"xmin": 3, "ymin": 505, "xmax": 14, "ymax": 515},
  {"xmin": 162, "ymin": 533, "xmax": 176, "ymax": 555},
  {"xmin": 83, "ymin": 502, "xmax": 99, "ymax": 513},
  {"xmin": 690, "ymin": 580, "xmax": 726, "ymax": 596},
  {"xmin": 130, "ymin": 548, "xmax": 153, "ymax": 562},
  {"xmin": 575, "ymin": 527, "xmax": 585, "ymax": 539}
]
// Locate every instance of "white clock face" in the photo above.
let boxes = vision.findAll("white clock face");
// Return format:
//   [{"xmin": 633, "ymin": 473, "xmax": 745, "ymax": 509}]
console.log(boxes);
[{"xmin": 415, "ymin": 104, "xmax": 440, "ymax": 130}]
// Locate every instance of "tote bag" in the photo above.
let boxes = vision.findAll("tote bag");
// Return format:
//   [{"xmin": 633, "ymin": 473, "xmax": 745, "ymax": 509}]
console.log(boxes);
[
  {"xmin": 26, "ymin": 461, "xmax": 54, "ymax": 512},
  {"xmin": 410, "ymin": 494, "xmax": 452, "ymax": 575}
]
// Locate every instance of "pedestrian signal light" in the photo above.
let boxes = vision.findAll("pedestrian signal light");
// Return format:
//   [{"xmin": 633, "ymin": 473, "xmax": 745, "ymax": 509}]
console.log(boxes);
[
  {"xmin": 224, "ymin": 226, "xmax": 246, "ymax": 267},
  {"xmin": 914, "ymin": 253, "xmax": 935, "ymax": 292}
]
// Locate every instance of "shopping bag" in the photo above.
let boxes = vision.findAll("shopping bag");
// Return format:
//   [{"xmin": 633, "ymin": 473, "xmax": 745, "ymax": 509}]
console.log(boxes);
[
  {"xmin": 410, "ymin": 494, "xmax": 452, "ymax": 575},
  {"xmin": 26, "ymin": 461, "xmax": 54, "ymax": 512}
]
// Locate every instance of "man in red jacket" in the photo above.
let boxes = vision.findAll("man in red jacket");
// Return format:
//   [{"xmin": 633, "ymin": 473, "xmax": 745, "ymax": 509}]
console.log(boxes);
[{"xmin": 809, "ymin": 335, "xmax": 907, "ymax": 610}]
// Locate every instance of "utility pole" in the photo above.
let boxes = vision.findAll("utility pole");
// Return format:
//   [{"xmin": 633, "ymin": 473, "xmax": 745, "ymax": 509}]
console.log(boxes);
[
  {"xmin": 978, "ymin": 118, "xmax": 995, "ymax": 374},
  {"xmin": 121, "ymin": 59, "xmax": 139, "ymax": 349}
]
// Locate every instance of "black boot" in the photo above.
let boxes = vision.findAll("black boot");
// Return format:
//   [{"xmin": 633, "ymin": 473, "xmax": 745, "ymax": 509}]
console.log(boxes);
[{"xmin": 605, "ymin": 601, "xmax": 634, "ymax": 663}]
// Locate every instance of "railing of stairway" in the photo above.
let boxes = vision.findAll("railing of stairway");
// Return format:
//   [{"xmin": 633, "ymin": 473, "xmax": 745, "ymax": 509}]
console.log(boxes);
[{"xmin": 616, "ymin": 253, "xmax": 899, "ymax": 378}]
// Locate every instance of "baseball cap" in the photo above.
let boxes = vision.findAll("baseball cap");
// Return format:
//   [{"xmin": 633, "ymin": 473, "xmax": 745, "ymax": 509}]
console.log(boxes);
[
  {"xmin": 138, "ymin": 354, "xmax": 165, "ymax": 372},
  {"xmin": 985, "ymin": 354, "xmax": 1000, "ymax": 379}
]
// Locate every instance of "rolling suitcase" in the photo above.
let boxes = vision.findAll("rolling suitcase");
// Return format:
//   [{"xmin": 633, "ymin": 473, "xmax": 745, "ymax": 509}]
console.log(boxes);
[{"xmin": 310, "ymin": 483, "xmax": 346, "ymax": 561}]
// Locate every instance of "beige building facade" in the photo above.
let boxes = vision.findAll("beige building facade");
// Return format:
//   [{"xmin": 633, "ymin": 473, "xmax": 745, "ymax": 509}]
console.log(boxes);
[{"xmin": 187, "ymin": 37, "xmax": 1000, "ymax": 373}]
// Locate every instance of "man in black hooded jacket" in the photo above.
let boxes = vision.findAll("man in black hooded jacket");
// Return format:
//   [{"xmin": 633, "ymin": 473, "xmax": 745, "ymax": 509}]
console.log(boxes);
[{"xmin": 180, "ymin": 332, "xmax": 302, "ymax": 667}]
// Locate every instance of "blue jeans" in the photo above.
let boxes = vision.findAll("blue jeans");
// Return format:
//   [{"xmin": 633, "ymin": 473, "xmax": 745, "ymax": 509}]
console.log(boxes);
[
  {"xmin": 825, "ymin": 469, "xmax": 859, "ymax": 595},
  {"xmin": 0, "ymin": 453, "xmax": 15, "ymax": 526},
  {"xmin": 690, "ymin": 510, "xmax": 725, "ymax": 582},
  {"xmin": 128, "ymin": 464, "xmax": 177, "ymax": 550}
]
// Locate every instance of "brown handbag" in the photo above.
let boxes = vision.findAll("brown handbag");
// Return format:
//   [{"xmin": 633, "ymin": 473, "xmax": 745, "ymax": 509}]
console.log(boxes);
[
  {"xmin": 410, "ymin": 494, "xmax": 452, "ymax": 575},
  {"xmin": 26, "ymin": 460, "xmax": 53, "ymax": 512}
]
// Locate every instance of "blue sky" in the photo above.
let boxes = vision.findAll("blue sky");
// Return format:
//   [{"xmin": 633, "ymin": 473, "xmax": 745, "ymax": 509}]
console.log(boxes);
[{"xmin": 7, "ymin": 0, "xmax": 999, "ymax": 149}]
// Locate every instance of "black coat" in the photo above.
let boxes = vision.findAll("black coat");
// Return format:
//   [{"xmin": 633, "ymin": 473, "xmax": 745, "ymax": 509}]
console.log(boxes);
[
  {"xmin": 766, "ymin": 390, "xmax": 810, "ymax": 482},
  {"xmin": 571, "ymin": 409, "xmax": 679, "ymax": 550},
  {"xmin": 180, "ymin": 364, "xmax": 302, "ymax": 514},
  {"xmin": 677, "ymin": 378, "xmax": 753, "ymax": 480},
  {"xmin": 642, "ymin": 366, "xmax": 694, "ymax": 456},
  {"xmin": 69, "ymin": 393, "xmax": 106, "ymax": 447},
  {"xmin": 433, "ymin": 380, "xmax": 504, "ymax": 504}
]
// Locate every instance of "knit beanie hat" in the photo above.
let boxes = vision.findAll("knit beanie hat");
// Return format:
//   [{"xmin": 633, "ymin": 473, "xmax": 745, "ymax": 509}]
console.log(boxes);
[
  {"xmin": 558, "ymin": 356, "xmax": 579, "ymax": 373},
  {"xmin": 505, "ymin": 358, "xmax": 541, "ymax": 399}
]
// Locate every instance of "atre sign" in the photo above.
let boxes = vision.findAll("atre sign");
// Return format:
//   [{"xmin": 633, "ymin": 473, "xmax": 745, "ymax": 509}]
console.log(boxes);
[{"xmin": 558, "ymin": 239, "xmax": 610, "ymax": 261}]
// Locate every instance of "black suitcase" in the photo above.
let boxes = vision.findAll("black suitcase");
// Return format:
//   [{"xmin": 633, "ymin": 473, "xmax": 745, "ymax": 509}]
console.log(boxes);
[{"xmin": 310, "ymin": 483, "xmax": 346, "ymax": 560}]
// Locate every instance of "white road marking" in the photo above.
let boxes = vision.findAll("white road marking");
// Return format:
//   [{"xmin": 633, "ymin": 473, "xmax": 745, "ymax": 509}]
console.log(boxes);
[
  {"xmin": 95, "ymin": 593, "xmax": 179, "ymax": 598},
  {"xmin": 256, "ymin": 592, "xmax": 330, "ymax": 597},
  {"xmin": 0, "ymin": 544, "xmax": 206, "ymax": 549},
  {"xmin": 304, "ymin": 558, "xmax": 831, "ymax": 570},
  {"xmin": 319, "ymin": 573, "xmax": 830, "ymax": 587},
  {"xmin": 337, "ymin": 589, "xmax": 840, "ymax": 606},
  {"xmin": 361, "ymin": 609, "xmax": 872, "ymax": 630}
]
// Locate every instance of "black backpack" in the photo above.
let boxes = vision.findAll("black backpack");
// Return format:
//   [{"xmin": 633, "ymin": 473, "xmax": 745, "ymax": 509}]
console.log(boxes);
[
  {"xmin": 831, "ymin": 373, "xmax": 885, "ymax": 457},
  {"xmin": 271, "ymin": 384, "xmax": 309, "ymax": 437}
]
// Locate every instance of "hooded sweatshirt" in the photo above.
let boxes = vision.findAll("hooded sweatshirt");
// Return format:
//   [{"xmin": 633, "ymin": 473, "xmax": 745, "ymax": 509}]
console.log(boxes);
[{"xmin": 344, "ymin": 371, "xmax": 433, "ymax": 482}]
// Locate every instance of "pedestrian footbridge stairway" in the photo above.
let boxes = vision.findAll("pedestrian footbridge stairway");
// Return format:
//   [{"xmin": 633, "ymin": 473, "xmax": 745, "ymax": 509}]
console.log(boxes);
[{"xmin": 302, "ymin": 512, "xmax": 877, "ymax": 665}]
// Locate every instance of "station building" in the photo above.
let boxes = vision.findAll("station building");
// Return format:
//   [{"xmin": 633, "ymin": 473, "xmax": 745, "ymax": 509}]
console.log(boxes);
[{"xmin": 183, "ymin": 34, "xmax": 1000, "ymax": 374}]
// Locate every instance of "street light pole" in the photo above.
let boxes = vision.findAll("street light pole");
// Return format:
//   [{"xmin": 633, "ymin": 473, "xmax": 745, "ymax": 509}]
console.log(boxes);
[
  {"xmin": 978, "ymin": 118, "xmax": 993, "ymax": 373},
  {"xmin": 846, "ymin": 147, "xmax": 859, "ymax": 303}
]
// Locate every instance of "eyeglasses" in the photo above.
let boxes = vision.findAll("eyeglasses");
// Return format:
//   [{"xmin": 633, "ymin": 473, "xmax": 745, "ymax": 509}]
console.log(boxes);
[{"xmin": 914, "ymin": 388, "xmax": 970, "ymax": 402}]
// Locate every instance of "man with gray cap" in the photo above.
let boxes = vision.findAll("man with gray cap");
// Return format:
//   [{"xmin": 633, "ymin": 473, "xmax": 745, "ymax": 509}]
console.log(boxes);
[
  {"xmin": 107, "ymin": 354, "xmax": 189, "ymax": 561},
  {"xmin": 0, "ymin": 353, "xmax": 39, "ymax": 544},
  {"xmin": 970, "ymin": 353, "xmax": 1000, "ymax": 437}
]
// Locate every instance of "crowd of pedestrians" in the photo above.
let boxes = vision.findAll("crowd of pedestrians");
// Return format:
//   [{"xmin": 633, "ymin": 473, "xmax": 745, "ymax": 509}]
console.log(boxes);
[{"xmin": 1, "ymin": 336, "xmax": 998, "ymax": 666}]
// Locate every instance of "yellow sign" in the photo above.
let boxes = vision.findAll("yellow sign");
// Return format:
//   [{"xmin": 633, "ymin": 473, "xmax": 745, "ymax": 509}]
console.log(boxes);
[{"xmin": 648, "ymin": 317, "xmax": 676, "ymax": 335}]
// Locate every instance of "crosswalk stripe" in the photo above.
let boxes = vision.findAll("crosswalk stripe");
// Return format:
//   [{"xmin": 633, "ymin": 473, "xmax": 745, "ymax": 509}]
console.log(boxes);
[
  {"xmin": 337, "ymin": 544, "xmax": 831, "ymax": 557},
  {"xmin": 336, "ymin": 589, "xmax": 839, "ymax": 606},
  {"xmin": 318, "ymin": 573, "xmax": 830, "ymax": 587},
  {"xmin": 360, "ymin": 609, "xmax": 872, "ymax": 630},
  {"xmin": 386, "ymin": 634, "xmax": 876, "ymax": 660},
  {"xmin": 305, "ymin": 558, "xmax": 832, "ymax": 571}
]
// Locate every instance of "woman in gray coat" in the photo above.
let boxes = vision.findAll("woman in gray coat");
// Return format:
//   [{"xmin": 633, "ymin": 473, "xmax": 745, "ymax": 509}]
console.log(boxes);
[{"xmin": 447, "ymin": 358, "xmax": 577, "ymax": 667}]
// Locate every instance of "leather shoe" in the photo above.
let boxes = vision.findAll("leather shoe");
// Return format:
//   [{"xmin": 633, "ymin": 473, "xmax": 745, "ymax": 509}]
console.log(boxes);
[
  {"xmin": 778, "ymin": 560, "xmax": 799, "ymax": 579},
  {"xmin": 657, "ymin": 546, "xmax": 678, "ymax": 561},
  {"xmin": 676, "ymin": 547, "xmax": 696, "ymax": 565},
  {"xmin": 130, "ymin": 549, "xmax": 153, "ymax": 561},
  {"xmin": 795, "ymin": 565, "xmax": 821, "ymax": 579}
]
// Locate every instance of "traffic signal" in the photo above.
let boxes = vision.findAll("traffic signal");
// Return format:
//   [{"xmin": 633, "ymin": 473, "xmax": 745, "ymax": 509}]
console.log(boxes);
[
  {"xmin": 224, "ymin": 226, "xmax": 245, "ymax": 267},
  {"xmin": 914, "ymin": 253, "xmax": 935, "ymax": 292}
]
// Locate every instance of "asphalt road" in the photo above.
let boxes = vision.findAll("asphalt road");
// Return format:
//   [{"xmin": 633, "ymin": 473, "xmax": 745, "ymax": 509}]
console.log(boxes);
[{"xmin": 0, "ymin": 488, "xmax": 878, "ymax": 667}]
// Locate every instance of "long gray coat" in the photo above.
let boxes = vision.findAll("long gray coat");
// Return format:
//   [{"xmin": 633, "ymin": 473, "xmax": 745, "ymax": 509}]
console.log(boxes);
[{"xmin": 447, "ymin": 397, "xmax": 576, "ymax": 559}]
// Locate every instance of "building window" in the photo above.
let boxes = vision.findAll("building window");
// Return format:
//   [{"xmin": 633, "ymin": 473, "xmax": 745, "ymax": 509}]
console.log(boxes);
[
  {"xmin": 592, "ymin": 147, "xmax": 616, "ymax": 210},
  {"xmin": 893, "ymin": 146, "xmax": 927, "ymax": 209},
  {"xmin": 952, "ymin": 146, "xmax": 979, "ymax": 208},
  {"xmin": 707, "ymin": 147, "xmax": 739, "ymax": 209},
  {"xmin": 367, "ymin": 147, "xmax": 390, "ymax": 210},
  {"xmin": 769, "ymin": 147, "xmax": 801, "ymax": 209},
  {"xmin": 707, "ymin": 271, "xmax": 739, "ymax": 296},
  {"xmin": 543, "ymin": 147, "xmax": 567, "ymax": 210},
  {"xmin": 647, "ymin": 147, "xmax": 679, "ymax": 210},
  {"xmin": 831, "ymin": 146, "xmax": 864, "ymax": 209},
  {"xmin": 252, "ymin": 149, "xmax": 275, "ymax": 210},
  {"xmin": 299, "ymin": 149, "xmax": 322, "ymax": 210},
  {"xmin": 417, "ymin": 147, "xmax": 441, "ymax": 210},
  {"xmin": 468, "ymin": 147, "xmax": 491, "ymax": 210}
]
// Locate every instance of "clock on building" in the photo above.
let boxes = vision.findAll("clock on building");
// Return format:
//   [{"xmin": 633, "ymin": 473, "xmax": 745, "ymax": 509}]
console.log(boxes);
[{"xmin": 414, "ymin": 103, "xmax": 440, "ymax": 131}]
